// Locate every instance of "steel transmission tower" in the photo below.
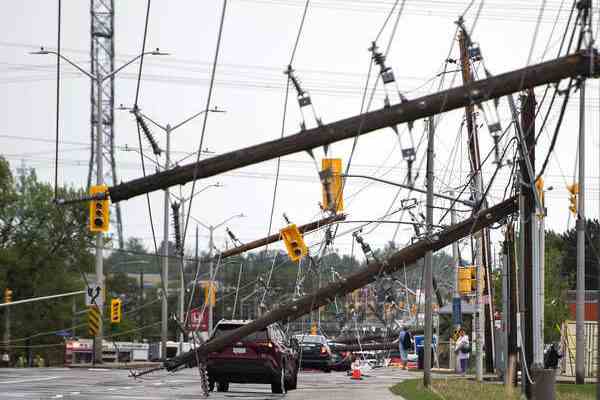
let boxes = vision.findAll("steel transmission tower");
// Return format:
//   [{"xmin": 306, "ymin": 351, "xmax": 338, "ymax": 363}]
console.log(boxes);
[{"xmin": 89, "ymin": 0, "xmax": 124, "ymax": 249}]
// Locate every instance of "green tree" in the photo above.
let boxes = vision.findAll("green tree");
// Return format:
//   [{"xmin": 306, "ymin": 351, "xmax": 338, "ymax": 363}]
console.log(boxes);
[{"xmin": 0, "ymin": 157, "xmax": 94, "ymax": 364}]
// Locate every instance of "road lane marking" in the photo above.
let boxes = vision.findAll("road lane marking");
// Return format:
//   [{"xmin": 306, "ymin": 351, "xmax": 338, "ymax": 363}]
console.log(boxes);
[{"xmin": 0, "ymin": 376, "xmax": 59, "ymax": 385}]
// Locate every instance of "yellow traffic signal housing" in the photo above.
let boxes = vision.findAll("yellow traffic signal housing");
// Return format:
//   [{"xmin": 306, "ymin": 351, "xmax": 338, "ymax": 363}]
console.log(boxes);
[
  {"xmin": 535, "ymin": 177, "xmax": 544, "ymax": 206},
  {"xmin": 280, "ymin": 224, "xmax": 308, "ymax": 262},
  {"xmin": 567, "ymin": 183, "xmax": 579, "ymax": 215},
  {"xmin": 89, "ymin": 184, "xmax": 110, "ymax": 232},
  {"xmin": 470, "ymin": 266, "xmax": 478, "ymax": 292},
  {"xmin": 310, "ymin": 324, "xmax": 318, "ymax": 335},
  {"xmin": 204, "ymin": 282, "xmax": 216, "ymax": 306},
  {"xmin": 3, "ymin": 288, "xmax": 13, "ymax": 303},
  {"xmin": 321, "ymin": 158, "xmax": 344, "ymax": 213},
  {"xmin": 110, "ymin": 298, "xmax": 122, "ymax": 324},
  {"xmin": 458, "ymin": 267, "xmax": 472, "ymax": 294}
]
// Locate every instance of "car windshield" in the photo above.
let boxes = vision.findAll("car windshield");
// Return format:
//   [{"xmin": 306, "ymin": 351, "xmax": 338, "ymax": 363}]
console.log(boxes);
[
  {"xmin": 296, "ymin": 335, "xmax": 323, "ymax": 344},
  {"xmin": 213, "ymin": 324, "xmax": 268, "ymax": 341}
]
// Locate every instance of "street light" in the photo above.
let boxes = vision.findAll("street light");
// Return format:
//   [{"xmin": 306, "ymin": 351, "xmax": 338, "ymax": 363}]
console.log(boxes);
[
  {"xmin": 31, "ymin": 46, "xmax": 168, "ymax": 362},
  {"xmin": 192, "ymin": 213, "xmax": 246, "ymax": 333}
]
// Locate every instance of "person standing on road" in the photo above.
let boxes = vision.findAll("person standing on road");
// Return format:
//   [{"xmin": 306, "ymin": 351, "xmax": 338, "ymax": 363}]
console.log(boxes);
[
  {"xmin": 454, "ymin": 329, "xmax": 470, "ymax": 375},
  {"xmin": 399, "ymin": 326, "xmax": 412, "ymax": 370}
]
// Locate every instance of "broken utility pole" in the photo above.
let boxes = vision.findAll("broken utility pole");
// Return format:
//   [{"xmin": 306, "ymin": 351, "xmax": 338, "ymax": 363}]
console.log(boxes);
[
  {"xmin": 161, "ymin": 196, "xmax": 517, "ymax": 372},
  {"xmin": 108, "ymin": 52, "xmax": 600, "ymax": 204}
]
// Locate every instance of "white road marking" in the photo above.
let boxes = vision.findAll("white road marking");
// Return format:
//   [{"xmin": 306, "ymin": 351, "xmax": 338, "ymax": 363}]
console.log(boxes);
[{"xmin": 0, "ymin": 376, "xmax": 59, "ymax": 385}]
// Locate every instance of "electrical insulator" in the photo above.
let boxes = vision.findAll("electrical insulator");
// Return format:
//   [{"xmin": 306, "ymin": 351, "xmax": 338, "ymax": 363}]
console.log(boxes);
[
  {"xmin": 171, "ymin": 202, "xmax": 182, "ymax": 255},
  {"xmin": 89, "ymin": 184, "xmax": 110, "ymax": 233},
  {"xmin": 110, "ymin": 298, "xmax": 122, "ymax": 324},
  {"xmin": 567, "ymin": 183, "xmax": 579, "ymax": 215},
  {"xmin": 280, "ymin": 224, "xmax": 308, "ymax": 263},
  {"xmin": 320, "ymin": 158, "xmax": 344, "ymax": 213},
  {"xmin": 133, "ymin": 109, "xmax": 162, "ymax": 156},
  {"xmin": 3, "ymin": 288, "xmax": 13, "ymax": 303}
]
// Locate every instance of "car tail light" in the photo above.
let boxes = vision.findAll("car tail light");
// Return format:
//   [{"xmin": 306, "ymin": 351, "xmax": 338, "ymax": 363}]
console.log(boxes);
[
  {"xmin": 320, "ymin": 345, "xmax": 330, "ymax": 356},
  {"xmin": 256, "ymin": 341, "xmax": 274, "ymax": 351}
]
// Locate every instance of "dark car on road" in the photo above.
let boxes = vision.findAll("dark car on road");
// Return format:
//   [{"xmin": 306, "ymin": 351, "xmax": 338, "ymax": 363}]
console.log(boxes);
[
  {"xmin": 294, "ymin": 334, "xmax": 334, "ymax": 372},
  {"xmin": 206, "ymin": 320, "xmax": 299, "ymax": 394},
  {"xmin": 328, "ymin": 341, "xmax": 352, "ymax": 371}
]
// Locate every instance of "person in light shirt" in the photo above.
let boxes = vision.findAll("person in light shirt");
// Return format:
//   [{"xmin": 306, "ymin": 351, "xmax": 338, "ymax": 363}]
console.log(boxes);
[{"xmin": 454, "ymin": 329, "xmax": 470, "ymax": 375}]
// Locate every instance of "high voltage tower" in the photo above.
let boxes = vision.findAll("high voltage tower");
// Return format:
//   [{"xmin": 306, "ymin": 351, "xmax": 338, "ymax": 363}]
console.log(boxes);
[{"xmin": 90, "ymin": 0, "xmax": 124, "ymax": 249}]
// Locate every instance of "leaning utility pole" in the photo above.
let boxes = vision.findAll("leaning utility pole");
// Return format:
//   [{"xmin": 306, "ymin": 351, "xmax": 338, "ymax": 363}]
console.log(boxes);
[
  {"xmin": 458, "ymin": 26, "xmax": 494, "ymax": 375},
  {"xmin": 423, "ymin": 116, "xmax": 435, "ymax": 387},
  {"xmin": 107, "ymin": 52, "xmax": 600, "ymax": 204},
  {"xmin": 158, "ymin": 197, "xmax": 517, "ymax": 372},
  {"xmin": 576, "ymin": 75, "xmax": 586, "ymax": 384},
  {"xmin": 520, "ymin": 89, "xmax": 536, "ymax": 397}
]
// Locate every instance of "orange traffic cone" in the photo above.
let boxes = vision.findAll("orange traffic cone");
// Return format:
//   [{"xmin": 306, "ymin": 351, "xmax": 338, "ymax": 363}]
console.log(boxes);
[{"xmin": 351, "ymin": 368, "xmax": 362, "ymax": 380}]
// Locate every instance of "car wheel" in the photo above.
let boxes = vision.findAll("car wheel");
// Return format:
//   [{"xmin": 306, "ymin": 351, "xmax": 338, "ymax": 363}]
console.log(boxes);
[
  {"xmin": 271, "ymin": 367, "xmax": 286, "ymax": 394},
  {"xmin": 217, "ymin": 382, "xmax": 229, "ymax": 392},
  {"xmin": 323, "ymin": 366, "xmax": 332, "ymax": 373},
  {"xmin": 208, "ymin": 379, "xmax": 215, "ymax": 392}
]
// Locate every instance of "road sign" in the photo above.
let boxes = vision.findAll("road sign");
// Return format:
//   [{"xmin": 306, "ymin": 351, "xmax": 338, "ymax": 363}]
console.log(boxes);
[
  {"xmin": 452, "ymin": 297, "xmax": 462, "ymax": 326},
  {"xmin": 88, "ymin": 305, "xmax": 101, "ymax": 336},
  {"xmin": 85, "ymin": 285, "xmax": 103, "ymax": 307}
]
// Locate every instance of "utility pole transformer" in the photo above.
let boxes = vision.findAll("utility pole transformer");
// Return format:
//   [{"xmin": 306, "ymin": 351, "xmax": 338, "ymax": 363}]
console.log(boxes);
[{"xmin": 90, "ymin": 0, "xmax": 123, "ymax": 249}]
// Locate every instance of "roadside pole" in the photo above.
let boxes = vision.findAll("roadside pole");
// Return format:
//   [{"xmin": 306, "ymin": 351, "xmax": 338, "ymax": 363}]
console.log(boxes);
[
  {"xmin": 576, "ymin": 78, "xmax": 586, "ymax": 384},
  {"xmin": 161, "ymin": 126, "xmax": 171, "ymax": 360},
  {"xmin": 94, "ymin": 70, "xmax": 104, "ymax": 364},
  {"xmin": 423, "ymin": 116, "xmax": 434, "ymax": 387}
]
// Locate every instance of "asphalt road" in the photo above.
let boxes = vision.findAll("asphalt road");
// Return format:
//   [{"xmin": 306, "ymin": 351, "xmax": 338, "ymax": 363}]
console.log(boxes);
[{"xmin": 0, "ymin": 367, "xmax": 417, "ymax": 400}]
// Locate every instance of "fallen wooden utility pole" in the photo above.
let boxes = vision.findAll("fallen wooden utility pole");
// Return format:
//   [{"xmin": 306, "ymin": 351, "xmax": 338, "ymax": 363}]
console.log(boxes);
[
  {"xmin": 331, "ymin": 341, "xmax": 398, "ymax": 352},
  {"xmin": 218, "ymin": 214, "xmax": 346, "ymax": 260},
  {"xmin": 109, "ymin": 51, "xmax": 599, "ymax": 203},
  {"xmin": 163, "ymin": 196, "xmax": 517, "ymax": 371}
]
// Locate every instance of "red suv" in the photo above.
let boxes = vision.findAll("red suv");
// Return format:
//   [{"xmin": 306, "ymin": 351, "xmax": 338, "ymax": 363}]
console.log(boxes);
[{"xmin": 206, "ymin": 320, "xmax": 299, "ymax": 394}]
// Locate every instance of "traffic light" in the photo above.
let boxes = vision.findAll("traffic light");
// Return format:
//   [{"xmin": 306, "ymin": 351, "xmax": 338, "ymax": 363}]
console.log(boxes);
[
  {"xmin": 89, "ymin": 184, "xmax": 110, "ymax": 232},
  {"xmin": 280, "ymin": 224, "xmax": 308, "ymax": 263},
  {"xmin": 3, "ymin": 288, "xmax": 12, "ymax": 303},
  {"xmin": 204, "ymin": 282, "xmax": 216, "ymax": 306},
  {"xmin": 470, "ymin": 266, "xmax": 478, "ymax": 292},
  {"xmin": 321, "ymin": 158, "xmax": 344, "ymax": 213},
  {"xmin": 110, "ymin": 298, "xmax": 122, "ymax": 324},
  {"xmin": 535, "ymin": 177, "xmax": 545, "ymax": 206},
  {"xmin": 458, "ymin": 267, "xmax": 472, "ymax": 294},
  {"xmin": 567, "ymin": 183, "xmax": 579, "ymax": 215}
]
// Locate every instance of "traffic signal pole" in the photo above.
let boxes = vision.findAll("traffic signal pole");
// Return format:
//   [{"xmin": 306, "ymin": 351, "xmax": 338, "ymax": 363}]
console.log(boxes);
[
  {"xmin": 161, "ymin": 126, "xmax": 171, "ymax": 360},
  {"xmin": 94, "ymin": 72, "xmax": 104, "ymax": 365}
]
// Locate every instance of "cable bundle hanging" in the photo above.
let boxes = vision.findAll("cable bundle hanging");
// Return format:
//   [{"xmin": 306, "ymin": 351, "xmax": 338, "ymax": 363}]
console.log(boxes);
[
  {"xmin": 369, "ymin": 41, "xmax": 417, "ymax": 185},
  {"xmin": 132, "ymin": 107, "xmax": 162, "ymax": 156}
]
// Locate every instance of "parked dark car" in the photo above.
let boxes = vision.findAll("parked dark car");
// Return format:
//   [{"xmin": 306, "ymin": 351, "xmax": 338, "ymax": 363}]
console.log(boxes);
[
  {"xmin": 328, "ymin": 341, "xmax": 352, "ymax": 371},
  {"xmin": 206, "ymin": 320, "xmax": 299, "ymax": 394},
  {"xmin": 294, "ymin": 334, "xmax": 334, "ymax": 372}
]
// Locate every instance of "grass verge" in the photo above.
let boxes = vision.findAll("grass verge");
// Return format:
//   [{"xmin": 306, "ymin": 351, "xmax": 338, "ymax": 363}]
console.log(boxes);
[{"xmin": 390, "ymin": 378, "xmax": 594, "ymax": 400}]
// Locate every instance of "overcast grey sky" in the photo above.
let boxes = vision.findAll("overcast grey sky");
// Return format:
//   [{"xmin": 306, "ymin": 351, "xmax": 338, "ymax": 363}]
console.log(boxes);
[{"xmin": 2, "ymin": 0, "xmax": 600, "ymax": 261}]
